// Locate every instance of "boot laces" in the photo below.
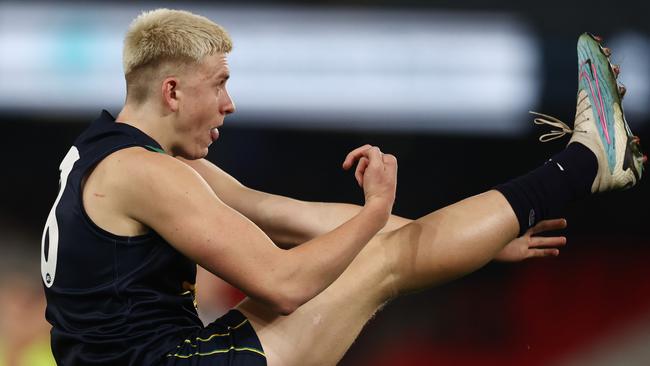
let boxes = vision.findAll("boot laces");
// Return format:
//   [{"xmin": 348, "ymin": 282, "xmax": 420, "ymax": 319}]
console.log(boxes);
[{"xmin": 530, "ymin": 94, "xmax": 591, "ymax": 142}]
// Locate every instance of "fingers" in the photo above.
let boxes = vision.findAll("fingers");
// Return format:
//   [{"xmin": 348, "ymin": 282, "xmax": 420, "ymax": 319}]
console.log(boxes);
[
  {"xmin": 355, "ymin": 157, "xmax": 369, "ymax": 187},
  {"xmin": 342, "ymin": 144, "xmax": 372, "ymax": 170},
  {"xmin": 382, "ymin": 153, "xmax": 397, "ymax": 164},
  {"xmin": 529, "ymin": 235, "xmax": 567, "ymax": 248},
  {"xmin": 342, "ymin": 145, "xmax": 396, "ymax": 187},
  {"xmin": 383, "ymin": 153, "xmax": 398, "ymax": 180},
  {"xmin": 364, "ymin": 146, "xmax": 385, "ymax": 179},
  {"xmin": 527, "ymin": 248, "xmax": 560, "ymax": 258},
  {"xmin": 526, "ymin": 228, "xmax": 566, "ymax": 259},
  {"xmin": 342, "ymin": 144, "xmax": 394, "ymax": 171},
  {"xmin": 382, "ymin": 153, "xmax": 398, "ymax": 170},
  {"xmin": 529, "ymin": 218, "xmax": 567, "ymax": 235}
]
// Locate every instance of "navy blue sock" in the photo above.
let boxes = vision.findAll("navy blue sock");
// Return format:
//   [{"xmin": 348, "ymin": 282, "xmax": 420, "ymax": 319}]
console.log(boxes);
[{"xmin": 495, "ymin": 143, "xmax": 598, "ymax": 236}]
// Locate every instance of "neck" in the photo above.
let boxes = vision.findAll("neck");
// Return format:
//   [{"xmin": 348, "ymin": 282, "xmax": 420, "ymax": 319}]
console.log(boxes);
[{"xmin": 115, "ymin": 102, "xmax": 173, "ymax": 154}]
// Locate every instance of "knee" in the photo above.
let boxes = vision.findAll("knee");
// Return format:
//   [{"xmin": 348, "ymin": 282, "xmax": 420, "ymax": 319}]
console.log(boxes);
[{"xmin": 369, "ymin": 231, "xmax": 402, "ymax": 300}]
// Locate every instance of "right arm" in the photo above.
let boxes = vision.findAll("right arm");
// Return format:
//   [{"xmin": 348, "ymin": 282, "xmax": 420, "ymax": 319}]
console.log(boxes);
[
  {"xmin": 117, "ymin": 146, "xmax": 397, "ymax": 315},
  {"xmin": 179, "ymin": 157, "xmax": 411, "ymax": 247}
]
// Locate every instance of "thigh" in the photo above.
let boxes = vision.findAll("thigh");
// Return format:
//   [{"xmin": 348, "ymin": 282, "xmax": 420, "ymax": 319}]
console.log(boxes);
[
  {"xmin": 236, "ymin": 233, "xmax": 396, "ymax": 366},
  {"xmin": 163, "ymin": 310, "xmax": 267, "ymax": 366}
]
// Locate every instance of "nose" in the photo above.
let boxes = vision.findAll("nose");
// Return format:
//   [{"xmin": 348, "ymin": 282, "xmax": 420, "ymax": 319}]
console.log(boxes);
[{"xmin": 222, "ymin": 89, "xmax": 235, "ymax": 115}]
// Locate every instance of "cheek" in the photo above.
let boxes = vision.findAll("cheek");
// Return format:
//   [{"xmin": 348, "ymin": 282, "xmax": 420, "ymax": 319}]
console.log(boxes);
[{"xmin": 182, "ymin": 103, "xmax": 207, "ymax": 127}]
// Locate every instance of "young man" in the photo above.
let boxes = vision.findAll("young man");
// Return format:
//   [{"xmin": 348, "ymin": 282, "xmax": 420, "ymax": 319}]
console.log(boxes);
[{"xmin": 41, "ymin": 9, "xmax": 644, "ymax": 366}]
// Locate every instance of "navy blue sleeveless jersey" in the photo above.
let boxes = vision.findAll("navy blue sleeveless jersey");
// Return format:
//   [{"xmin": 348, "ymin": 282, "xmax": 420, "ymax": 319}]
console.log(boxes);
[{"xmin": 41, "ymin": 110, "xmax": 203, "ymax": 365}]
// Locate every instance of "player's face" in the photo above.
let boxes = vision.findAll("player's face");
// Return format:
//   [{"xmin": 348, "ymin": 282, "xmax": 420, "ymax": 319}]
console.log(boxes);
[{"xmin": 173, "ymin": 53, "xmax": 235, "ymax": 159}]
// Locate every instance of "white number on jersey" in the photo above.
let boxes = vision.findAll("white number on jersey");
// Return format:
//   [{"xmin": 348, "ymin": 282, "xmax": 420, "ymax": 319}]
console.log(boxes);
[{"xmin": 41, "ymin": 147, "xmax": 80, "ymax": 288}]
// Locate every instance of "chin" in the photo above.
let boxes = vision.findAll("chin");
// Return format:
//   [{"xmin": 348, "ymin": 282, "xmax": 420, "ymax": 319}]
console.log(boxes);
[
  {"xmin": 188, "ymin": 151, "xmax": 209, "ymax": 160},
  {"xmin": 175, "ymin": 146, "xmax": 209, "ymax": 160},
  {"xmin": 195, "ymin": 146, "xmax": 210, "ymax": 159}
]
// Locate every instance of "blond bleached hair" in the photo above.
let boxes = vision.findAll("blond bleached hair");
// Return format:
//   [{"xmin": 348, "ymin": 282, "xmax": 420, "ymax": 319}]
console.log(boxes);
[{"xmin": 123, "ymin": 8, "xmax": 233, "ymax": 103}]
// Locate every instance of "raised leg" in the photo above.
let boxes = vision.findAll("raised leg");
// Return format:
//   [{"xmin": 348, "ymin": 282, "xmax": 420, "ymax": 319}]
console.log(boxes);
[
  {"xmin": 237, "ymin": 190, "xmax": 518, "ymax": 366},
  {"xmin": 236, "ymin": 34, "xmax": 648, "ymax": 366}
]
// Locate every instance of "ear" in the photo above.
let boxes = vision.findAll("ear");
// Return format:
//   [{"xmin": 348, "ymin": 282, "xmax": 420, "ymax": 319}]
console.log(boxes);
[{"xmin": 161, "ymin": 77, "xmax": 180, "ymax": 112}]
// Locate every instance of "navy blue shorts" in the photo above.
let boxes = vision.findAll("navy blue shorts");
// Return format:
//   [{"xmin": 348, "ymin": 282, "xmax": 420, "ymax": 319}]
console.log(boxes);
[{"xmin": 162, "ymin": 310, "xmax": 267, "ymax": 365}]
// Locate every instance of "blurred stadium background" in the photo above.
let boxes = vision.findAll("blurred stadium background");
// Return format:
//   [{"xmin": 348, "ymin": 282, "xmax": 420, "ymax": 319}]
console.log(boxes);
[{"xmin": 1, "ymin": 0, "xmax": 649, "ymax": 365}]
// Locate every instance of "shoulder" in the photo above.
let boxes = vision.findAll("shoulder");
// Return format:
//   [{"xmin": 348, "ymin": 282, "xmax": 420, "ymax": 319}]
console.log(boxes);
[
  {"xmin": 82, "ymin": 146, "xmax": 204, "ymax": 236},
  {"xmin": 103, "ymin": 147, "xmax": 201, "ymax": 183},
  {"xmin": 93, "ymin": 147, "xmax": 210, "ymax": 207},
  {"xmin": 97, "ymin": 149, "xmax": 239, "ymax": 248}
]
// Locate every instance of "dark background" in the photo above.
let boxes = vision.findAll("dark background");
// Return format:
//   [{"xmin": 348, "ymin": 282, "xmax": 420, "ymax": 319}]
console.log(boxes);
[{"xmin": 1, "ymin": 1, "xmax": 649, "ymax": 365}]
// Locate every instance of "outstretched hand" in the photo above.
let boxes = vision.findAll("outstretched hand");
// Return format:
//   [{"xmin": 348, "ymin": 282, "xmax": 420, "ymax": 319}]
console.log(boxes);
[{"xmin": 494, "ymin": 218, "xmax": 568, "ymax": 262}]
